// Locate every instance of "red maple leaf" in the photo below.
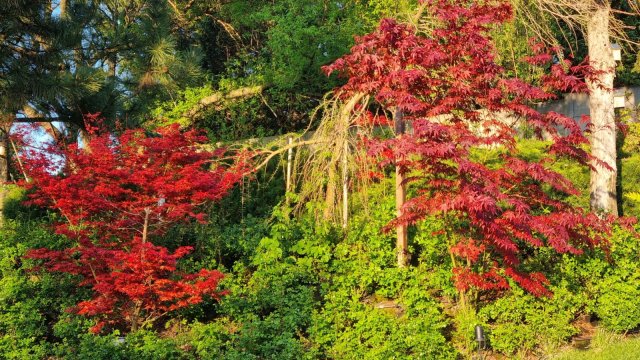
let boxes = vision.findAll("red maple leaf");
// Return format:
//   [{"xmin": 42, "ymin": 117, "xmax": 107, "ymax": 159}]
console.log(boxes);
[
  {"xmin": 325, "ymin": 0, "xmax": 614, "ymax": 296},
  {"xmin": 21, "ymin": 120, "xmax": 240, "ymax": 333}
]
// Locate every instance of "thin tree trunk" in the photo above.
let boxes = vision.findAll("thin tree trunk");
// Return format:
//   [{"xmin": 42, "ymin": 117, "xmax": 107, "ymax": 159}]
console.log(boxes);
[
  {"xmin": 342, "ymin": 140, "xmax": 349, "ymax": 228},
  {"xmin": 142, "ymin": 208, "xmax": 150, "ymax": 243},
  {"xmin": 79, "ymin": 128, "xmax": 93, "ymax": 152},
  {"xmin": 395, "ymin": 108, "xmax": 408, "ymax": 267},
  {"xmin": 59, "ymin": 0, "xmax": 67, "ymax": 17},
  {"xmin": 286, "ymin": 136, "xmax": 293, "ymax": 192},
  {"xmin": 587, "ymin": 5, "xmax": 618, "ymax": 216},
  {"xmin": 324, "ymin": 164, "xmax": 337, "ymax": 220},
  {"xmin": 0, "ymin": 129, "xmax": 10, "ymax": 228}
]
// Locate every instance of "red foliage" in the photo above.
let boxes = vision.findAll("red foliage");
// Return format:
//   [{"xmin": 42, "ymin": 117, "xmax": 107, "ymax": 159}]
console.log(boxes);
[
  {"xmin": 325, "ymin": 0, "xmax": 613, "ymax": 296},
  {"xmin": 21, "ymin": 120, "xmax": 240, "ymax": 332}
]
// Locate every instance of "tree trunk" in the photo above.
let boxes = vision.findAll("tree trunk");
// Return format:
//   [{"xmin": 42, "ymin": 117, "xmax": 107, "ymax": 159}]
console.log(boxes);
[
  {"xmin": 59, "ymin": 0, "xmax": 67, "ymax": 17},
  {"xmin": 0, "ymin": 129, "xmax": 10, "ymax": 227},
  {"xmin": 286, "ymin": 136, "xmax": 293, "ymax": 193},
  {"xmin": 324, "ymin": 162, "xmax": 337, "ymax": 220},
  {"xmin": 342, "ymin": 140, "xmax": 349, "ymax": 229},
  {"xmin": 79, "ymin": 128, "xmax": 93, "ymax": 152},
  {"xmin": 395, "ymin": 108, "xmax": 408, "ymax": 267},
  {"xmin": 587, "ymin": 5, "xmax": 618, "ymax": 216}
]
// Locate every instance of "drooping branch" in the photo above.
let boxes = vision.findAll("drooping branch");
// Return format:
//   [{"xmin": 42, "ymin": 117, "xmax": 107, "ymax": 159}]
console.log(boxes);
[
  {"xmin": 517, "ymin": 0, "xmax": 640, "ymax": 49},
  {"xmin": 234, "ymin": 91, "xmax": 375, "ymax": 223},
  {"xmin": 250, "ymin": 138, "xmax": 329, "ymax": 172}
]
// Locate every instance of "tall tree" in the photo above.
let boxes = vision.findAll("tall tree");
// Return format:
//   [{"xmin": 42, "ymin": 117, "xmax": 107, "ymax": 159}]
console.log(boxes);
[
  {"xmin": 2, "ymin": 0, "xmax": 204, "ymax": 132},
  {"xmin": 514, "ymin": 0, "xmax": 640, "ymax": 215},
  {"xmin": 0, "ymin": 0, "xmax": 67, "ymax": 223},
  {"xmin": 587, "ymin": 4, "xmax": 618, "ymax": 215},
  {"xmin": 325, "ymin": 0, "xmax": 613, "ymax": 297}
]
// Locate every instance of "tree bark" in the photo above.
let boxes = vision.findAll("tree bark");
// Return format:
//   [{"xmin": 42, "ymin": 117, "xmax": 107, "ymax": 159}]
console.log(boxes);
[
  {"xmin": 0, "ymin": 128, "xmax": 10, "ymax": 227},
  {"xmin": 587, "ymin": 5, "xmax": 618, "ymax": 216},
  {"xmin": 59, "ymin": 0, "xmax": 68, "ymax": 18},
  {"xmin": 395, "ymin": 108, "xmax": 408, "ymax": 267},
  {"xmin": 184, "ymin": 85, "xmax": 264, "ymax": 119},
  {"xmin": 79, "ymin": 128, "xmax": 93, "ymax": 152},
  {"xmin": 324, "ymin": 161, "xmax": 337, "ymax": 220},
  {"xmin": 342, "ymin": 140, "xmax": 349, "ymax": 229},
  {"xmin": 286, "ymin": 136, "xmax": 293, "ymax": 192}
]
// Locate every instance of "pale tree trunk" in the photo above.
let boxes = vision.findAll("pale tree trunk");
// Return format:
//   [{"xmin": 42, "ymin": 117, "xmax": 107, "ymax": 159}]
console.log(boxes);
[
  {"xmin": 79, "ymin": 128, "xmax": 93, "ymax": 152},
  {"xmin": 286, "ymin": 136, "xmax": 293, "ymax": 193},
  {"xmin": 395, "ymin": 108, "xmax": 408, "ymax": 267},
  {"xmin": 587, "ymin": 5, "xmax": 618, "ymax": 216},
  {"xmin": 59, "ymin": 0, "xmax": 67, "ymax": 17},
  {"xmin": 342, "ymin": 140, "xmax": 349, "ymax": 229}
]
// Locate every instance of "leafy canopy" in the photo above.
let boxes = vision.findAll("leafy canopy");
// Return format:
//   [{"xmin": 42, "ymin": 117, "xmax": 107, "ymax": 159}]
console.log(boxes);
[
  {"xmin": 20, "ymin": 118, "xmax": 241, "ymax": 333},
  {"xmin": 325, "ymin": 0, "xmax": 615, "ymax": 296}
]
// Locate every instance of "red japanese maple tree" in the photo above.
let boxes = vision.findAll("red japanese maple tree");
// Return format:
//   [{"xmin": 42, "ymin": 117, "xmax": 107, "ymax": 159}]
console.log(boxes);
[
  {"xmin": 22, "ymin": 119, "xmax": 241, "ymax": 333},
  {"xmin": 325, "ymin": 0, "xmax": 615, "ymax": 297}
]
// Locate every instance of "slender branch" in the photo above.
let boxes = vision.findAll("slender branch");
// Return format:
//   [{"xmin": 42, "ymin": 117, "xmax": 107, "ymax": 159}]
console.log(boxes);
[
  {"xmin": 142, "ymin": 208, "xmax": 151, "ymax": 243},
  {"xmin": 252, "ymin": 138, "xmax": 329, "ymax": 172},
  {"xmin": 9, "ymin": 136, "xmax": 29, "ymax": 182}
]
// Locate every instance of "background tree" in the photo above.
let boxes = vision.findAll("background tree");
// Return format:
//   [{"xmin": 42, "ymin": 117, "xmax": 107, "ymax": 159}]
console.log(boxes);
[
  {"xmin": 0, "ymin": 0, "xmax": 69, "ymax": 224},
  {"xmin": 2, "ymin": 0, "xmax": 205, "ymax": 140},
  {"xmin": 1, "ymin": 0, "xmax": 207, "ymax": 224},
  {"xmin": 514, "ymin": 0, "xmax": 640, "ymax": 216}
]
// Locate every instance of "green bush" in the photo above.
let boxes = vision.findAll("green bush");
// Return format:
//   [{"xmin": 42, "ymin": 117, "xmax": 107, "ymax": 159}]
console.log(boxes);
[
  {"xmin": 549, "ymin": 226, "xmax": 640, "ymax": 333},
  {"xmin": 590, "ymin": 227, "xmax": 640, "ymax": 332},
  {"xmin": 0, "ymin": 214, "xmax": 88, "ymax": 359},
  {"xmin": 594, "ymin": 283, "xmax": 640, "ymax": 332},
  {"xmin": 620, "ymin": 153, "xmax": 640, "ymax": 217},
  {"xmin": 480, "ymin": 285, "xmax": 582, "ymax": 356},
  {"xmin": 308, "ymin": 190, "xmax": 456, "ymax": 359},
  {"xmin": 178, "ymin": 209, "xmax": 326, "ymax": 359}
]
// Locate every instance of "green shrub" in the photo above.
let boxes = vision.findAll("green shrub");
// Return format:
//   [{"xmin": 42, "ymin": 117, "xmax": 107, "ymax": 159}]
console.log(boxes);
[
  {"xmin": 480, "ymin": 285, "xmax": 581, "ymax": 356},
  {"xmin": 124, "ymin": 330, "xmax": 187, "ymax": 360},
  {"xmin": 620, "ymin": 153, "xmax": 640, "ymax": 217},
  {"xmin": 179, "ymin": 209, "xmax": 326, "ymax": 359},
  {"xmin": 308, "ymin": 189, "xmax": 456, "ymax": 359},
  {"xmin": 552, "ymin": 226, "xmax": 640, "ymax": 333},
  {"xmin": 0, "ymin": 214, "xmax": 87, "ymax": 359},
  {"xmin": 590, "ymin": 227, "xmax": 640, "ymax": 332},
  {"xmin": 593, "ymin": 283, "xmax": 640, "ymax": 332},
  {"xmin": 53, "ymin": 327, "xmax": 188, "ymax": 360}
]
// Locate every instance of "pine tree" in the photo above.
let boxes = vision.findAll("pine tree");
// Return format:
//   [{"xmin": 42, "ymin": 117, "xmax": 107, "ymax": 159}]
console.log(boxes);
[{"xmin": 1, "ymin": 1, "xmax": 208, "ymax": 225}]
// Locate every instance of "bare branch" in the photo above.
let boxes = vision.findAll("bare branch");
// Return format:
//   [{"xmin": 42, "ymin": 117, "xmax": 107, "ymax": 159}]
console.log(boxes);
[{"xmin": 184, "ymin": 85, "xmax": 265, "ymax": 119}]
